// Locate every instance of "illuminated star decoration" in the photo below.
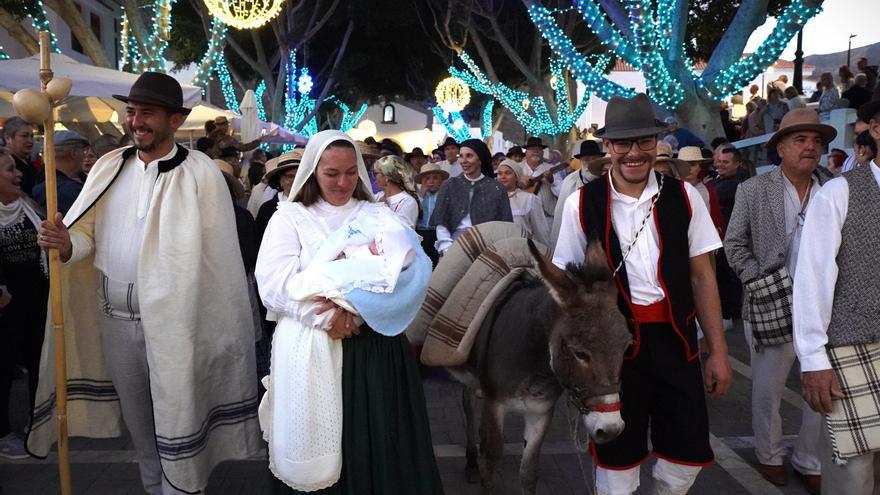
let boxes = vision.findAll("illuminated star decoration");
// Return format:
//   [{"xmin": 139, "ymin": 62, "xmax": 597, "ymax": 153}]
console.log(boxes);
[
  {"xmin": 297, "ymin": 70, "xmax": 314, "ymax": 95},
  {"xmin": 203, "ymin": 0, "xmax": 286, "ymax": 30}
]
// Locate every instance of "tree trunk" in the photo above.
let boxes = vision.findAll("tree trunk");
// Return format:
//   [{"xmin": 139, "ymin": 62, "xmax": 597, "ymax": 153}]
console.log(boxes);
[
  {"xmin": 0, "ymin": 10, "xmax": 38, "ymax": 54},
  {"xmin": 675, "ymin": 91, "xmax": 725, "ymax": 147},
  {"xmin": 45, "ymin": 0, "xmax": 113, "ymax": 68}
]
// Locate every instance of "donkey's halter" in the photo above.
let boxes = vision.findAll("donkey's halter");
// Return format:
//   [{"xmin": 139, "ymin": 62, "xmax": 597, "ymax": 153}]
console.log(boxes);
[{"xmin": 611, "ymin": 173, "xmax": 665, "ymax": 277}]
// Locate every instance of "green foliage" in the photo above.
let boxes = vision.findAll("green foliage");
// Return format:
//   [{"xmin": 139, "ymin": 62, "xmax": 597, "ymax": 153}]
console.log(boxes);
[
  {"xmin": 686, "ymin": 0, "xmax": 792, "ymax": 62},
  {"xmin": 168, "ymin": 0, "xmax": 209, "ymax": 71}
]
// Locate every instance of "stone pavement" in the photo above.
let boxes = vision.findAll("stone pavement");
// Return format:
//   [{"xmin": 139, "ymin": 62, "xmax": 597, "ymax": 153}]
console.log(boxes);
[{"xmin": 1, "ymin": 324, "xmax": 815, "ymax": 494}]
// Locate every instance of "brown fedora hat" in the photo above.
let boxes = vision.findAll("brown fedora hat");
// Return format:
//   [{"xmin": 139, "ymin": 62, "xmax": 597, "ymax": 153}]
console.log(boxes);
[
  {"xmin": 585, "ymin": 157, "xmax": 611, "ymax": 177},
  {"xmin": 113, "ymin": 71, "xmax": 192, "ymax": 116},
  {"xmin": 767, "ymin": 108, "xmax": 837, "ymax": 149},
  {"xmin": 594, "ymin": 93, "xmax": 666, "ymax": 140}
]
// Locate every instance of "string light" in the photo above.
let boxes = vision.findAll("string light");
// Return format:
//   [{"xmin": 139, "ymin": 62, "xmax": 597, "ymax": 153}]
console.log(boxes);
[
  {"xmin": 215, "ymin": 57, "xmax": 240, "ymax": 113},
  {"xmin": 203, "ymin": 0, "xmax": 286, "ymax": 30},
  {"xmin": 0, "ymin": 46, "xmax": 10, "ymax": 61},
  {"xmin": 24, "ymin": 1, "xmax": 59, "ymax": 53},
  {"xmin": 527, "ymin": 0, "xmax": 821, "ymax": 112},
  {"xmin": 325, "ymin": 96, "xmax": 368, "ymax": 132},
  {"xmin": 450, "ymin": 51, "xmax": 590, "ymax": 136},
  {"xmin": 435, "ymin": 77, "xmax": 471, "ymax": 113},
  {"xmin": 192, "ymin": 18, "xmax": 228, "ymax": 91},
  {"xmin": 481, "ymin": 100, "xmax": 494, "ymax": 139},
  {"xmin": 432, "ymin": 106, "xmax": 470, "ymax": 143}
]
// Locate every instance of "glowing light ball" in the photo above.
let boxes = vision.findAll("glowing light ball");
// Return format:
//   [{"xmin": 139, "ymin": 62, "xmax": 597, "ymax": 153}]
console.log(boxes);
[
  {"xmin": 435, "ymin": 76, "xmax": 471, "ymax": 113},
  {"xmin": 203, "ymin": 0, "xmax": 285, "ymax": 30}
]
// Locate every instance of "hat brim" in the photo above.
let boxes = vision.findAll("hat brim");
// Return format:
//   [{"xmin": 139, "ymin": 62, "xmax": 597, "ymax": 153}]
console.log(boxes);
[
  {"xmin": 858, "ymin": 100, "xmax": 880, "ymax": 124},
  {"xmin": 415, "ymin": 169, "xmax": 449, "ymax": 184},
  {"xmin": 112, "ymin": 94, "xmax": 192, "ymax": 116},
  {"xmin": 594, "ymin": 125, "xmax": 667, "ymax": 140},
  {"xmin": 766, "ymin": 123, "xmax": 837, "ymax": 150},
  {"xmin": 585, "ymin": 157, "xmax": 612, "ymax": 177},
  {"xmin": 574, "ymin": 151, "xmax": 606, "ymax": 159},
  {"xmin": 263, "ymin": 163, "xmax": 300, "ymax": 182}
]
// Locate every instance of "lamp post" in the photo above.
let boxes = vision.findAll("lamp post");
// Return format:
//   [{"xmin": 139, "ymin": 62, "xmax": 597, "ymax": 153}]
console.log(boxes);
[
  {"xmin": 847, "ymin": 34, "xmax": 857, "ymax": 67},
  {"xmin": 793, "ymin": 29, "xmax": 804, "ymax": 93}
]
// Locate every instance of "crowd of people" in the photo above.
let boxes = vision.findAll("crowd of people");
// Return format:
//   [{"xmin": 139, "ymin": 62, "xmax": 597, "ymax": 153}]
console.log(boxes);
[{"xmin": 0, "ymin": 68, "xmax": 879, "ymax": 495}]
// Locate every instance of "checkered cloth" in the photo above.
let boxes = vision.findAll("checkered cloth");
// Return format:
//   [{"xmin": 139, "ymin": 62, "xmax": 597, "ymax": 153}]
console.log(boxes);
[
  {"xmin": 744, "ymin": 266, "xmax": 793, "ymax": 347},
  {"xmin": 826, "ymin": 343, "xmax": 880, "ymax": 465}
]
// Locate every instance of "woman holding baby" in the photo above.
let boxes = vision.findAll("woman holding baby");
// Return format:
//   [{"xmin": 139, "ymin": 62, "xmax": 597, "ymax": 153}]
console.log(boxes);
[{"xmin": 255, "ymin": 130, "xmax": 443, "ymax": 494}]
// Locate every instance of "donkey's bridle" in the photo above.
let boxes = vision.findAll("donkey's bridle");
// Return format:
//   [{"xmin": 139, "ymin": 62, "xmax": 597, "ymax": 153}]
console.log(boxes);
[{"xmin": 567, "ymin": 385, "xmax": 622, "ymax": 415}]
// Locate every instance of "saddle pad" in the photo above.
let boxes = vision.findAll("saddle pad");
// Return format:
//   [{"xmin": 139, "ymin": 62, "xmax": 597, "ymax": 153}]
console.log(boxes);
[
  {"xmin": 826, "ymin": 343, "xmax": 880, "ymax": 465},
  {"xmin": 409, "ymin": 222, "xmax": 550, "ymax": 367}
]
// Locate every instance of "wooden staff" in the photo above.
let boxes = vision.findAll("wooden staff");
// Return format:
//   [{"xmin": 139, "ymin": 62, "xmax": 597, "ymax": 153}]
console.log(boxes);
[{"xmin": 38, "ymin": 31, "xmax": 72, "ymax": 495}]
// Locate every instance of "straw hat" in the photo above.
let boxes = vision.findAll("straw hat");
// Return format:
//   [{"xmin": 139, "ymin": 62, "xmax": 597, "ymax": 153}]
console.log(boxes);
[
  {"xmin": 414, "ymin": 163, "xmax": 449, "ymax": 184},
  {"xmin": 263, "ymin": 149, "xmax": 303, "ymax": 182},
  {"xmin": 677, "ymin": 146, "xmax": 712, "ymax": 164},
  {"xmin": 767, "ymin": 108, "xmax": 837, "ymax": 149},
  {"xmin": 213, "ymin": 159, "xmax": 245, "ymax": 199},
  {"xmin": 356, "ymin": 140, "xmax": 379, "ymax": 159}
]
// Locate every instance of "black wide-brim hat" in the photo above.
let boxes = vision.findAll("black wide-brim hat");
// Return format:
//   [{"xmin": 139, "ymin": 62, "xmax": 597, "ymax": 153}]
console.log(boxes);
[
  {"xmin": 574, "ymin": 139, "xmax": 605, "ymax": 159},
  {"xmin": 524, "ymin": 136, "xmax": 547, "ymax": 149},
  {"xmin": 113, "ymin": 71, "xmax": 192, "ymax": 116},
  {"xmin": 440, "ymin": 137, "xmax": 459, "ymax": 148},
  {"xmin": 594, "ymin": 93, "xmax": 666, "ymax": 140}
]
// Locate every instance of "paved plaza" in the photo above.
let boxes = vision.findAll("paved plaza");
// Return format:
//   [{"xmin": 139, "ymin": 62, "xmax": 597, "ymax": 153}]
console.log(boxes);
[{"xmin": 1, "ymin": 324, "xmax": 815, "ymax": 494}]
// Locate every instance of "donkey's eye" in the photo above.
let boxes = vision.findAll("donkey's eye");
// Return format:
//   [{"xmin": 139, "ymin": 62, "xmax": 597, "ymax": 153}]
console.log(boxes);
[{"xmin": 573, "ymin": 350, "xmax": 590, "ymax": 363}]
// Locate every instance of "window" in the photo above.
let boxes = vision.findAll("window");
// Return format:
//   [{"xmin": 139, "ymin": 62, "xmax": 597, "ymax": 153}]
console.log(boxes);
[
  {"xmin": 71, "ymin": 2, "xmax": 83, "ymax": 53},
  {"xmin": 382, "ymin": 104, "xmax": 396, "ymax": 124},
  {"xmin": 91, "ymin": 13, "xmax": 102, "ymax": 42}
]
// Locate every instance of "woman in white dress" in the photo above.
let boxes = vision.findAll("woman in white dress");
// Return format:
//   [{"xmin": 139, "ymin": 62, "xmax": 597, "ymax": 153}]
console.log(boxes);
[
  {"xmin": 495, "ymin": 159, "xmax": 550, "ymax": 246},
  {"xmin": 255, "ymin": 130, "xmax": 442, "ymax": 495},
  {"xmin": 373, "ymin": 155, "xmax": 420, "ymax": 228}
]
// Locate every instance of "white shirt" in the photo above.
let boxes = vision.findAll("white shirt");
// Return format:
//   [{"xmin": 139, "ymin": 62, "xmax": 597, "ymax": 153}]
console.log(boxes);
[
  {"xmin": 553, "ymin": 171, "xmax": 722, "ymax": 305},
  {"xmin": 508, "ymin": 189, "xmax": 550, "ymax": 247},
  {"xmin": 550, "ymin": 168, "xmax": 599, "ymax": 249},
  {"xmin": 91, "ymin": 147, "xmax": 173, "ymax": 282},
  {"xmin": 781, "ymin": 173, "xmax": 820, "ymax": 278},
  {"xmin": 439, "ymin": 160, "xmax": 462, "ymax": 178},
  {"xmin": 434, "ymin": 174, "xmax": 484, "ymax": 253},
  {"xmin": 383, "ymin": 191, "xmax": 419, "ymax": 229},
  {"xmin": 793, "ymin": 162, "xmax": 880, "ymax": 372}
]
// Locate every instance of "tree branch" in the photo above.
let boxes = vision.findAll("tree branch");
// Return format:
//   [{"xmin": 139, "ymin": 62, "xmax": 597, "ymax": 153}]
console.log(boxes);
[
  {"xmin": 467, "ymin": 26, "xmax": 498, "ymax": 82},
  {"xmin": 485, "ymin": 15, "xmax": 543, "ymax": 89},
  {"xmin": 0, "ymin": 9, "xmax": 38, "ymax": 54},
  {"xmin": 293, "ymin": 19, "xmax": 354, "ymax": 132},
  {"xmin": 121, "ymin": 0, "xmax": 150, "ymax": 56},
  {"xmin": 45, "ymin": 0, "xmax": 112, "ymax": 67},
  {"xmin": 703, "ymin": 0, "xmax": 769, "ymax": 79}
]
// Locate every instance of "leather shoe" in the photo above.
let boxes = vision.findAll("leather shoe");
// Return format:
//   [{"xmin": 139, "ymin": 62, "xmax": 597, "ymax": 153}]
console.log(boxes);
[
  {"xmin": 794, "ymin": 469, "xmax": 821, "ymax": 495},
  {"xmin": 757, "ymin": 463, "xmax": 788, "ymax": 486}
]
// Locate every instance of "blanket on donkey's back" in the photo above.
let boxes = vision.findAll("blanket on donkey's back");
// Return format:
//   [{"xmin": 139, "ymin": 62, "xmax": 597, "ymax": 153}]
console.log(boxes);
[{"xmin": 405, "ymin": 221, "xmax": 550, "ymax": 367}]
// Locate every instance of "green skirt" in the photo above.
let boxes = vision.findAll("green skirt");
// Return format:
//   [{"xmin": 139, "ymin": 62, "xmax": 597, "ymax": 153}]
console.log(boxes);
[{"xmin": 274, "ymin": 326, "xmax": 444, "ymax": 495}]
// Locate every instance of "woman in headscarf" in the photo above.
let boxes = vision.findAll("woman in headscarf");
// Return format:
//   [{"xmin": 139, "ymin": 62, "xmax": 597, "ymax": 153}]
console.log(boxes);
[
  {"xmin": 373, "ymin": 155, "xmax": 420, "ymax": 229},
  {"xmin": 255, "ymin": 130, "xmax": 442, "ymax": 495},
  {"xmin": 430, "ymin": 138, "xmax": 512, "ymax": 255},
  {"xmin": 495, "ymin": 159, "xmax": 550, "ymax": 246},
  {"xmin": 0, "ymin": 147, "xmax": 48, "ymax": 459}
]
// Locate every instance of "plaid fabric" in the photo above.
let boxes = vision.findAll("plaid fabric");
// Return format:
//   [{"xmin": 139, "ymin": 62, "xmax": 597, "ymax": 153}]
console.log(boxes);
[
  {"xmin": 744, "ymin": 266, "xmax": 793, "ymax": 347},
  {"xmin": 826, "ymin": 343, "xmax": 880, "ymax": 464}
]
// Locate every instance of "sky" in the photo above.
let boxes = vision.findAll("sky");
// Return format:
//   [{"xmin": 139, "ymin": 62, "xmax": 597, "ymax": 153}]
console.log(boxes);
[{"xmin": 744, "ymin": 0, "xmax": 879, "ymax": 59}]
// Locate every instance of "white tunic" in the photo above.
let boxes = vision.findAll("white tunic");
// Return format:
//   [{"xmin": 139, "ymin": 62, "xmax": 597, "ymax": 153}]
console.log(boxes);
[
  {"xmin": 438, "ymin": 159, "xmax": 462, "ymax": 178},
  {"xmin": 793, "ymin": 162, "xmax": 880, "ymax": 372},
  {"xmin": 384, "ymin": 191, "xmax": 419, "ymax": 229},
  {"xmin": 553, "ymin": 171, "xmax": 722, "ymax": 305},
  {"xmin": 508, "ymin": 189, "xmax": 550, "ymax": 247}
]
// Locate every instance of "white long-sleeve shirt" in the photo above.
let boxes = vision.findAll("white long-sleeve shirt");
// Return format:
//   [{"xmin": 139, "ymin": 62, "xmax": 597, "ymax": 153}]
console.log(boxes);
[
  {"xmin": 793, "ymin": 162, "xmax": 880, "ymax": 372},
  {"xmin": 553, "ymin": 171, "xmax": 721, "ymax": 305}
]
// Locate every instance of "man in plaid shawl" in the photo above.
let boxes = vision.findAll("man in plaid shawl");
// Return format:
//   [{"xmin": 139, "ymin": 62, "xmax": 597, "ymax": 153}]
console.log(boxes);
[
  {"xmin": 794, "ymin": 101, "xmax": 880, "ymax": 494},
  {"xmin": 725, "ymin": 108, "xmax": 835, "ymax": 493}
]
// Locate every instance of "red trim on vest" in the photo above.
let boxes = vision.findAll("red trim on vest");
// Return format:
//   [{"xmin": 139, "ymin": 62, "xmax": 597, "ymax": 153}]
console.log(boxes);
[
  {"xmin": 579, "ymin": 186, "xmax": 588, "ymax": 234},
  {"xmin": 589, "ymin": 442, "xmax": 651, "ymax": 470},
  {"xmin": 653, "ymin": 450, "xmax": 716, "ymax": 467},
  {"xmin": 631, "ymin": 301, "xmax": 670, "ymax": 323},
  {"xmin": 653, "ymin": 213, "xmax": 699, "ymax": 361},
  {"xmin": 593, "ymin": 402, "xmax": 623, "ymax": 413}
]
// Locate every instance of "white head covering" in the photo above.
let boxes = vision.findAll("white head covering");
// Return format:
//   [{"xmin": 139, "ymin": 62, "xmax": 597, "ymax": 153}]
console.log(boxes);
[{"xmin": 289, "ymin": 130, "xmax": 374, "ymax": 202}]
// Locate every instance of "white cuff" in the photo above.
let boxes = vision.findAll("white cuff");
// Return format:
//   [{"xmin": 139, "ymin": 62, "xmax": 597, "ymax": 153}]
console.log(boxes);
[
  {"xmin": 799, "ymin": 350, "xmax": 832, "ymax": 372},
  {"xmin": 66, "ymin": 231, "xmax": 92, "ymax": 264}
]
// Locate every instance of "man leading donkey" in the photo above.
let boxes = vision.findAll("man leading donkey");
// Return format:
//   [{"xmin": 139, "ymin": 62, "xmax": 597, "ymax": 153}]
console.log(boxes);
[{"xmin": 554, "ymin": 93, "xmax": 732, "ymax": 495}]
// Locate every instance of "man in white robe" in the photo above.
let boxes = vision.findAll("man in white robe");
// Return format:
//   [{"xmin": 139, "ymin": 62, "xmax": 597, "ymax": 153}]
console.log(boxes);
[{"xmin": 34, "ymin": 72, "xmax": 260, "ymax": 494}]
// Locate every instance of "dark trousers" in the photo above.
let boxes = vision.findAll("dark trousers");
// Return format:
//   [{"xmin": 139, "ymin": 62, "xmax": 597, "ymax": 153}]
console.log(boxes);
[
  {"xmin": 591, "ymin": 323, "xmax": 714, "ymax": 469},
  {"xmin": 416, "ymin": 229, "xmax": 439, "ymax": 269},
  {"xmin": 0, "ymin": 279, "xmax": 48, "ymax": 436}
]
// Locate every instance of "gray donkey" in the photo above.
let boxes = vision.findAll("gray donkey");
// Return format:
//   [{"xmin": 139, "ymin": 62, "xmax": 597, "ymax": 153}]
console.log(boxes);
[{"xmin": 447, "ymin": 238, "xmax": 633, "ymax": 495}]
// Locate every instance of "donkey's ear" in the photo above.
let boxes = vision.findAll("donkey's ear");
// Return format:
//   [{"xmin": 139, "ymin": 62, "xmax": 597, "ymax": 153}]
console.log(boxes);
[{"xmin": 528, "ymin": 238, "xmax": 580, "ymax": 310}]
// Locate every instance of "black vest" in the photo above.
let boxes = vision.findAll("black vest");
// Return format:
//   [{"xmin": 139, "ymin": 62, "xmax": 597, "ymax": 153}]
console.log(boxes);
[{"xmin": 579, "ymin": 172, "xmax": 698, "ymax": 360}]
